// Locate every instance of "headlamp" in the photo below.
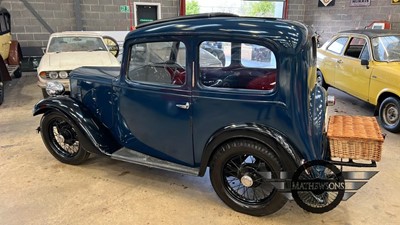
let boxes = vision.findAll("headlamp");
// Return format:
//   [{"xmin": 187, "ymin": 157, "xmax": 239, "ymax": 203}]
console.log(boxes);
[{"xmin": 46, "ymin": 81, "xmax": 65, "ymax": 96}]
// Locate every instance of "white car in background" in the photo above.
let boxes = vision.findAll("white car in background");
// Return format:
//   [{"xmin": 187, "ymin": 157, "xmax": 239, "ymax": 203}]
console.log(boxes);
[{"xmin": 37, "ymin": 32, "xmax": 120, "ymax": 97}]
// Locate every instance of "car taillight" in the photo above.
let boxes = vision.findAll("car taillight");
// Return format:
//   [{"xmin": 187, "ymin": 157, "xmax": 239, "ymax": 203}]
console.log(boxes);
[{"xmin": 326, "ymin": 95, "xmax": 335, "ymax": 106}]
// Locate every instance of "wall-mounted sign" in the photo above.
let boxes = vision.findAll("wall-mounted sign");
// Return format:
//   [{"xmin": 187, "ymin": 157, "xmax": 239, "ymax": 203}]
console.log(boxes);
[
  {"xmin": 350, "ymin": 0, "xmax": 370, "ymax": 6},
  {"xmin": 392, "ymin": 0, "xmax": 400, "ymax": 4},
  {"xmin": 120, "ymin": 5, "xmax": 130, "ymax": 13},
  {"xmin": 133, "ymin": 2, "xmax": 161, "ymax": 26},
  {"xmin": 318, "ymin": 0, "xmax": 335, "ymax": 7}
]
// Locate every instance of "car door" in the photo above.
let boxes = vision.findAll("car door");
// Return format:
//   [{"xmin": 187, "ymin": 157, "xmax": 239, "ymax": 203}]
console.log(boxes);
[
  {"xmin": 334, "ymin": 36, "xmax": 372, "ymax": 101},
  {"xmin": 319, "ymin": 36, "xmax": 349, "ymax": 87},
  {"xmin": 191, "ymin": 40, "xmax": 280, "ymax": 164},
  {"xmin": 117, "ymin": 38, "xmax": 194, "ymax": 166}
]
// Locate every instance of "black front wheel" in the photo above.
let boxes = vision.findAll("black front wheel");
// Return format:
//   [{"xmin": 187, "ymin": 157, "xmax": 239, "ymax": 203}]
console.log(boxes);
[
  {"xmin": 40, "ymin": 111, "xmax": 90, "ymax": 164},
  {"xmin": 210, "ymin": 139, "xmax": 287, "ymax": 216},
  {"xmin": 379, "ymin": 96, "xmax": 400, "ymax": 133},
  {"xmin": 14, "ymin": 67, "xmax": 22, "ymax": 78}
]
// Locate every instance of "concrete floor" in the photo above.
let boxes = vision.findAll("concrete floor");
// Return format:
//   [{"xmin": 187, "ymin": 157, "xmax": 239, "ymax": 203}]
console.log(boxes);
[{"xmin": 0, "ymin": 73, "xmax": 399, "ymax": 225}]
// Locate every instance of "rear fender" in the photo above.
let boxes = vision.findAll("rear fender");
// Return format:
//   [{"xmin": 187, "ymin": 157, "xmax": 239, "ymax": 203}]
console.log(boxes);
[
  {"xmin": 198, "ymin": 124, "xmax": 303, "ymax": 176},
  {"xmin": 8, "ymin": 41, "xmax": 22, "ymax": 65},
  {"xmin": 33, "ymin": 96, "xmax": 121, "ymax": 155}
]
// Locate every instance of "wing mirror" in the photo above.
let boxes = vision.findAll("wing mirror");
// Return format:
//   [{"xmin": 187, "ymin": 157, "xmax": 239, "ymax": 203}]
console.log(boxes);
[{"xmin": 361, "ymin": 59, "xmax": 369, "ymax": 69}]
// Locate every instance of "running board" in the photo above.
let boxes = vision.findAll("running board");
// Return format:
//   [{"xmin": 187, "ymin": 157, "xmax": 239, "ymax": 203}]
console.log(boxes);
[{"xmin": 111, "ymin": 148, "xmax": 200, "ymax": 176}]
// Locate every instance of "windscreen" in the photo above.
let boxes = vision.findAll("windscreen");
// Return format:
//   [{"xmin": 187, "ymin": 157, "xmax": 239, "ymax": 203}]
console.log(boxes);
[{"xmin": 47, "ymin": 36, "xmax": 107, "ymax": 53}]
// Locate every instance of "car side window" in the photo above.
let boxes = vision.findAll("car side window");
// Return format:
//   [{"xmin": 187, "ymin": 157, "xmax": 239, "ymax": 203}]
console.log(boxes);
[
  {"xmin": 199, "ymin": 41, "xmax": 277, "ymax": 91},
  {"xmin": 327, "ymin": 37, "xmax": 348, "ymax": 54},
  {"xmin": 0, "ymin": 14, "xmax": 7, "ymax": 34},
  {"xmin": 128, "ymin": 41, "xmax": 187, "ymax": 86},
  {"xmin": 344, "ymin": 37, "xmax": 367, "ymax": 59},
  {"xmin": 360, "ymin": 43, "xmax": 370, "ymax": 61},
  {"xmin": 4, "ymin": 14, "xmax": 9, "ymax": 31}
]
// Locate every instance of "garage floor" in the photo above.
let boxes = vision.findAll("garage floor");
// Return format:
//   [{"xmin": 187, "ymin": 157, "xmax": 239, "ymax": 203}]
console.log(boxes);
[{"xmin": 0, "ymin": 73, "xmax": 399, "ymax": 225}]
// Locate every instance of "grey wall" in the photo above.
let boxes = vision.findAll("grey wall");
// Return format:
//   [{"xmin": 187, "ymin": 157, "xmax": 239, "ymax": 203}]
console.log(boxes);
[
  {"xmin": 288, "ymin": 0, "xmax": 400, "ymax": 43},
  {"xmin": 0, "ymin": 0, "xmax": 179, "ymax": 47},
  {"xmin": 1, "ymin": 0, "xmax": 399, "ymax": 48}
]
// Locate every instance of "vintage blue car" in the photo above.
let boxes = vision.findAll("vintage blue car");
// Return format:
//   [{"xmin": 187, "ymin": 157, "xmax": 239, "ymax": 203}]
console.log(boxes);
[{"xmin": 33, "ymin": 13, "xmax": 380, "ymax": 216}]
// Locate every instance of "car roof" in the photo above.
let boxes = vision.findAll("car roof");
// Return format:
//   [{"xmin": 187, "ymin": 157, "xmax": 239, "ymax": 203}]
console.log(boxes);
[
  {"xmin": 49, "ymin": 31, "xmax": 104, "ymax": 38},
  {"xmin": 339, "ymin": 29, "xmax": 400, "ymax": 38},
  {"xmin": 128, "ymin": 13, "xmax": 310, "ymax": 52}
]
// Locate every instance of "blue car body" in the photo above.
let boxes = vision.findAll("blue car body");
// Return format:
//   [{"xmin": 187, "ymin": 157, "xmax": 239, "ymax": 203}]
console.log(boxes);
[
  {"xmin": 35, "ymin": 14, "xmax": 379, "ymax": 216},
  {"xmin": 34, "ymin": 15, "xmax": 325, "ymax": 173}
]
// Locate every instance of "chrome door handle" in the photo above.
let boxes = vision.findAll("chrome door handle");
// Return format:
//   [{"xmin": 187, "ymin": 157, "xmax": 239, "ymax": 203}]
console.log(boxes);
[
  {"xmin": 337, "ymin": 59, "xmax": 343, "ymax": 64},
  {"xmin": 176, "ymin": 102, "xmax": 190, "ymax": 110}
]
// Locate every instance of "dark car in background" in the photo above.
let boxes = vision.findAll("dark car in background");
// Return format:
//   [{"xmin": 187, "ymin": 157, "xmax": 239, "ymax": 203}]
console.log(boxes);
[{"xmin": 0, "ymin": 7, "xmax": 22, "ymax": 105}]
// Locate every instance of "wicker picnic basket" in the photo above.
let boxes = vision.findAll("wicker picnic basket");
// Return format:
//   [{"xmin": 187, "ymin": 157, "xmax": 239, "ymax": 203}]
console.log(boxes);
[{"xmin": 327, "ymin": 115, "xmax": 384, "ymax": 162}]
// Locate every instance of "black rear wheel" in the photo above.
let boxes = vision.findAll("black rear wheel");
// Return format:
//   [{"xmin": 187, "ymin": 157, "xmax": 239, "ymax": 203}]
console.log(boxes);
[
  {"xmin": 13, "ymin": 67, "xmax": 22, "ymax": 78},
  {"xmin": 379, "ymin": 96, "xmax": 400, "ymax": 133},
  {"xmin": 40, "ymin": 111, "xmax": 90, "ymax": 165},
  {"xmin": 0, "ymin": 81, "xmax": 4, "ymax": 105},
  {"xmin": 210, "ymin": 139, "xmax": 287, "ymax": 216},
  {"xmin": 317, "ymin": 70, "xmax": 328, "ymax": 90}
]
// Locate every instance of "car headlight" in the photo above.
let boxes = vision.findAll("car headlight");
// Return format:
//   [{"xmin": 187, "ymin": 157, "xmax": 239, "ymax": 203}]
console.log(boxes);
[
  {"xmin": 59, "ymin": 71, "xmax": 68, "ymax": 79},
  {"xmin": 48, "ymin": 71, "xmax": 58, "ymax": 79},
  {"xmin": 46, "ymin": 81, "xmax": 65, "ymax": 96}
]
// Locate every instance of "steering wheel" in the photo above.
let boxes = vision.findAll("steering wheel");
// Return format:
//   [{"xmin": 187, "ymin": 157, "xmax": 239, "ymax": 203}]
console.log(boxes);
[{"xmin": 102, "ymin": 36, "xmax": 119, "ymax": 57}]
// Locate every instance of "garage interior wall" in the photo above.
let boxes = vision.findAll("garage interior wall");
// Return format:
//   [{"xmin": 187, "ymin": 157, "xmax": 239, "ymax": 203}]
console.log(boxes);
[
  {"xmin": 0, "ymin": 0, "xmax": 399, "ymax": 48},
  {"xmin": 288, "ymin": 0, "xmax": 400, "ymax": 43},
  {"xmin": 0, "ymin": 0, "xmax": 179, "ymax": 48}
]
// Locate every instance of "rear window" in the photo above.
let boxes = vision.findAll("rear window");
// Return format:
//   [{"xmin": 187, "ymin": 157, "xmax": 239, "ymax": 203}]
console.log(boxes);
[{"xmin": 199, "ymin": 41, "xmax": 277, "ymax": 91}]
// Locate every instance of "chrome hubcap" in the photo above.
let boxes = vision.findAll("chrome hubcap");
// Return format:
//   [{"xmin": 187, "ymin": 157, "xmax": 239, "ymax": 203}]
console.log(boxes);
[
  {"xmin": 240, "ymin": 175, "xmax": 254, "ymax": 187},
  {"xmin": 384, "ymin": 103, "xmax": 399, "ymax": 125},
  {"xmin": 53, "ymin": 126, "xmax": 79, "ymax": 154}
]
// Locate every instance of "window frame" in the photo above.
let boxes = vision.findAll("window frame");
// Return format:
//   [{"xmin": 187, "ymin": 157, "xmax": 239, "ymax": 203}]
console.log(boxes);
[
  {"xmin": 125, "ymin": 38, "xmax": 190, "ymax": 88},
  {"xmin": 327, "ymin": 36, "xmax": 349, "ymax": 55},
  {"xmin": 343, "ymin": 36, "xmax": 368, "ymax": 59},
  {"xmin": 196, "ymin": 38, "xmax": 278, "ymax": 94}
]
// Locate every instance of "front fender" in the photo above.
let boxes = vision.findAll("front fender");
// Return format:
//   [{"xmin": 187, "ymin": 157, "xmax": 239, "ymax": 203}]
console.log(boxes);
[
  {"xmin": 198, "ymin": 123, "xmax": 303, "ymax": 176},
  {"xmin": 33, "ymin": 96, "xmax": 121, "ymax": 155}
]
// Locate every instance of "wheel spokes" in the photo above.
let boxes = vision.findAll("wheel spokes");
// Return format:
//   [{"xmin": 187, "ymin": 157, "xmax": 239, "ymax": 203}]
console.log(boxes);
[
  {"xmin": 384, "ymin": 103, "xmax": 399, "ymax": 125},
  {"xmin": 297, "ymin": 165, "xmax": 340, "ymax": 208},
  {"xmin": 223, "ymin": 154, "xmax": 275, "ymax": 204},
  {"xmin": 50, "ymin": 118, "xmax": 79, "ymax": 156}
]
